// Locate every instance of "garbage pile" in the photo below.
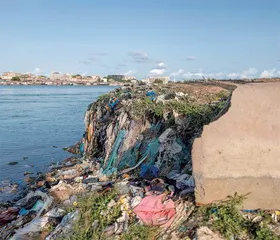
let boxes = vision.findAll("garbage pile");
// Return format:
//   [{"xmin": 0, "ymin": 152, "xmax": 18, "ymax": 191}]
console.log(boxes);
[
  {"xmin": 0, "ymin": 82, "xmax": 235, "ymax": 239},
  {"xmin": 79, "ymin": 83, "xmax": 229, "ymax": 179}
]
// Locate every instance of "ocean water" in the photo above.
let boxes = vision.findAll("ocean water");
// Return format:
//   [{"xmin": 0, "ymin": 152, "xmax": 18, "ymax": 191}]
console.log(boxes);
[{"xmin": 0, "ymin": 85, "xmax": 116, "ymax": 200}]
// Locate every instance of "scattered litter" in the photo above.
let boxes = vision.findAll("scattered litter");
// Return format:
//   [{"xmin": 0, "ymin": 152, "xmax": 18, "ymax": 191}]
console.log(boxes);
[
  {"xmin": 11, "ymin": 216, "xmax": 49, "ymax": 239},
  {"xmin": 133, "ymin": 194, "xmax": 176, "ymax": 228},
  {"xmin": 195, "ymin": 226, "xmax": 224, "ymax": 240},
  {"xmin": 46, "ymin": 210, "xmax": 79, "ymax": 240},
  {"xmin": 0, "ymin": 207, "xmax": 19, "ymax": 226}
]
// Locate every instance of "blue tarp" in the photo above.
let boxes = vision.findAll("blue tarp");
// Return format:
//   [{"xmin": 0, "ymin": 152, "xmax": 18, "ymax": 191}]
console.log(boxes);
[
  {"xmin": 103, "ymin": 130, "xmax": 126, "ymax": 175},
  {"xmin": 108, "ymin": 99, "xmax": 120, "ymax": 110},
  {"xmin": 140, "ymin": 164, "xmax": 159, "ymax": 178},
  {"xmin": 146, "ymin": 91, "xmax": 157, "ymax": 101}
]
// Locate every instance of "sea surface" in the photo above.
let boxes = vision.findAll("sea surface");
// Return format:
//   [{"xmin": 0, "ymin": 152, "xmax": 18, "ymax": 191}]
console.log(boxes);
[{"xmin": 0, "ymin": 85, "xmax": 116, "ymax": 200}]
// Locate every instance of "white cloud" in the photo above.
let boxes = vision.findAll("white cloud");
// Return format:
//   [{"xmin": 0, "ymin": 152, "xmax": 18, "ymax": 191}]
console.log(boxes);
[
  {"xmin": 186, "ymin": 56, "xmax": 196, "ymax": 61},
  {"xmin": 170, "ymin": 69, "xmax": 184, "ymax": 77},
  {"xmin": 227, "ymin": 72, "xmax": 240, "ymax": 79},
  {"xmin": 183, "ymin": 71, "xmax": 205, "ymax": 79},
  {"xmin": 240, "ymin": 68, "xmax": 258, "ymax": 79},
  {"xmin": 157, "ymin": 62, "xmax": 166, "ymax": 69},
  {"xmin": 123, "ymin": 70, "xmax": 136, "ymax": 75},
  {"xmin": 260, "ymin": 68, "xmax": 277, "ymax": 78},
  {"xmin": 33, "ymin": 68, "xmax": 41, "ymax": 74},
  {"xmin": 149, "ymin": 68, "xmax": 166, "ymax": 76},
  {"xmin": 128, "ymin": 51, "xmax": 149, "ymax": 63},
  {"xmin": 147, "ymin": 66, "xmax": 280, "ymax": 80},
  {"xmin": 149, "ymin": 62, "xmax": 167, "ymax": 76}
]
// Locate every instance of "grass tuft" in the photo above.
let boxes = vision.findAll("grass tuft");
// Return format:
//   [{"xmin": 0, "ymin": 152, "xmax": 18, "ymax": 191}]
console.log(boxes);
[
  {"xmin": 199, "ymin": 193, "xmax": 280, "ymax": 240},
  {"xmin": 67, "ymin": 190, "xmax": 122, "ymax": 240},
  {"xmin": 121, "ymin": 224, "xmax": 158, "ymax": 240}
]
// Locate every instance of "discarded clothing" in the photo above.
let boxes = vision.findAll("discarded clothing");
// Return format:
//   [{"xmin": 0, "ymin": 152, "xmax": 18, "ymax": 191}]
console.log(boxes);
[
  {"xmin": 140, "ymin": 164, "xmax": 159, "ymax": 178},
  {"xmin": 133, "ymin": 194, "xmax": 176, "ymax": 228},
  {"xmin": 0, "ymin": 207, "xmax": 19, "ymax": 226},
  {"xmin": 103, "ymin": 130, "xmax": 126, "ymax": 174},
  {"xmin": 167, "ymin": 170, "xmax": 195, "ymax": 190},
  {"xmin": 79, "ymin": 142, "xmax": 84, "ymax": 154}
]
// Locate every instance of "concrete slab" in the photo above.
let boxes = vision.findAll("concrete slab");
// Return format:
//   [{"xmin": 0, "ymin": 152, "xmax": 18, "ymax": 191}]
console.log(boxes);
[{"xmin": 192, "ymin": 83, "xmax": 280, "ymax": 209}]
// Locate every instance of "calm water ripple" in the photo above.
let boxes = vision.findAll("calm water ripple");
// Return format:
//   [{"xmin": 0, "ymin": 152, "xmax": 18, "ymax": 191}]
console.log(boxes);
[{"xmin": 0, "ymin": 85, "xmax": 116, "ymax": 200}]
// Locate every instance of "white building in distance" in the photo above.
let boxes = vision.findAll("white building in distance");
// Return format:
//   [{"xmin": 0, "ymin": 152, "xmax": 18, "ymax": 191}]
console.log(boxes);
[
  {"xmin": 143, "ymin": 76, "xmax": 170, "ymax": 84},
  {"xmin": 50, "ymin": 72, "xmax": 62, "ymax": 80},
  {"xmin": 1, "ymin": 72, "xmax": 22, "ymax": 80}
]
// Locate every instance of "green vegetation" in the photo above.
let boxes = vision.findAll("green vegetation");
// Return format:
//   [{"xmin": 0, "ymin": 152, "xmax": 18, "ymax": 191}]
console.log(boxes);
[
  {"xmin": 64, "ymin": 189, "xmax": 158, "ymax": 240},
  {"xmin": 107, "ymin": 75, "xmax": 124, "ymax": 82},
  {"xmin": 98, "ymin": 93, "xmax": 111, "ymax": 102},
  {"xmin": 11, "ymin": 76, "xmax": 20, "ymax": 81},
  {"xmin": 200, "ymin": 193, "xmax": 247, "ymax": 239},
  {"xmin": 72, "ymin": 74, "xmax": 82, "ymax": 78},
  {"xmin": 214, "ymin": 90, "xmax": 229, "ymax": 100},
  {"xmin": 67, "ymin": 190, "xmax": 122, "ymax": 240},
  {"xmin": 115, "ymin": 89, "xmax": 124, "ymax": 98},
  {"xmin": 131, "ymin": 93, "xmax": 228, "ymax": 133},
  {"xmin": 254, "ymin": 226, "xmax": 279, "ymax": 240},
  {"xmin": 154, "ymin": 79, "xmax": 163, "ymax": 84},
  {"xmin": 121, "ymin": 224, "xmax": 158, "ymax": 240},
  {"xmin": 200, "ymin": 193, "xmax": 280, "ymax": 240}
]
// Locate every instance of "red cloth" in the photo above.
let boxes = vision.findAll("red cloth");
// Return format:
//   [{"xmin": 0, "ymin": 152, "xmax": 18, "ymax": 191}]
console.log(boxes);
[
  {"xmin": 0, "ymin": 207, "xmax": 19, "ymax": 226},
  {"xmin": 133, "ymin": 194, "xmax": 176, "ymax": 228}
]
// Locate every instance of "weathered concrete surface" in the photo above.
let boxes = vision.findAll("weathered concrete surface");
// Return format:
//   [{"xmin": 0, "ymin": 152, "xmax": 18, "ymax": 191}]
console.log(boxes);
[{"xmin": 192, "ymin": 83, "xmax": 280, "ymax": 209}]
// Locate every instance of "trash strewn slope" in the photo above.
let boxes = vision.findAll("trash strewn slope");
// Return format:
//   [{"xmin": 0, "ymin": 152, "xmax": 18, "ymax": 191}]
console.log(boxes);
[{"xmin": 8, "ymin": 82, "xmax": 279, "ymax": 240}]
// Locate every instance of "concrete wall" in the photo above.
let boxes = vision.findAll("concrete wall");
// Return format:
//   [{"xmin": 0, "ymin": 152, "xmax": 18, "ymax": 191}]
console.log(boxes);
[{"xmin": 192, "ymin": 83, "xmax": 280, "ymax": 209}]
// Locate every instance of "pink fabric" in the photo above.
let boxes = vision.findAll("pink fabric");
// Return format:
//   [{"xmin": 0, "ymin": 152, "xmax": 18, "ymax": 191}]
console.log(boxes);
[{"xmin": 133, "ymin": 194, "xmax": 176, "ymax": 228}]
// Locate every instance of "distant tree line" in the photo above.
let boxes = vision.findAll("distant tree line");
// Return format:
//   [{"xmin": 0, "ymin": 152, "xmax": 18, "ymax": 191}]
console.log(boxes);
[{"xmin": 11, "ymin": 76, "xmax": 21, "ymax": 81}]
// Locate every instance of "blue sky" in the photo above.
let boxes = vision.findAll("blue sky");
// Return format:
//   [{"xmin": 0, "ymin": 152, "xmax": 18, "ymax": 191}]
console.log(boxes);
[{"xmin": 0, "ymin": 0, "xmax": 280, "ymax": 79}]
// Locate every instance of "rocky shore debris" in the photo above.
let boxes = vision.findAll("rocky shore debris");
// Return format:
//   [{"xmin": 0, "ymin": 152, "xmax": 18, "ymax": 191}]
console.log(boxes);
[{"xmin": 2, "ymin": 82, "xmax": 279, "ymax": 239}]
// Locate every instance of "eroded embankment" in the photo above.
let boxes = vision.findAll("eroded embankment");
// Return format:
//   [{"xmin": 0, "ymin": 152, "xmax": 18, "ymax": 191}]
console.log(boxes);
[{"xmin": 78, "ymin": 82, "xmax": 232, "ymax": 179}]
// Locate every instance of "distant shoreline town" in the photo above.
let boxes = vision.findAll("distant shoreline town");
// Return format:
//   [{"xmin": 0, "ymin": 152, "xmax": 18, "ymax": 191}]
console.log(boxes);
[{"xmin": 0, "ymin": 71, "xmax": 170, "ymax": 86}]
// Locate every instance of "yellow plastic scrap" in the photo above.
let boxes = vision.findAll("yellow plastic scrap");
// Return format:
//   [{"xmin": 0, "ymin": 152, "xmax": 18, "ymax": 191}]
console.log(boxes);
[
  {"xmin": 73, "ymin": 201, "xmax": 78, "ymax": 207},
  {"xmin": 275, "ymin": 211, "xmax": 280, "ymax": 215},
  {"xmin": 119, "ymin": 195, "xmax": 130, "ymax": 212}
]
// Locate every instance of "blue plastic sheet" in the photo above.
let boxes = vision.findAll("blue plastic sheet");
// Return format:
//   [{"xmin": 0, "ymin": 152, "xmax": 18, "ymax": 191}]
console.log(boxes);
[
  {"xmin": 150, "ymin": 122, "xmax": 161, "ymax": 133},
  {"xmin": 19, "ymin": 200, "xmax": 44, "ymax": 216},
  {"xmin": 103, "ymin": 130, "xmax": 126, "ymax": 175},
  {"xmin": 79, "ymin": 142, "xmax": 84, "ymax": 154},
  {"xmin": 146, "ymin": 91, "xmax": 157, "ymax": 101},
  {"xmin": 108, "ymin": 99, "xmax": 120, "ymax": 110},
  {"xmin": 140, "ymin": 164, "xmax": 159, "ymax": 178}
]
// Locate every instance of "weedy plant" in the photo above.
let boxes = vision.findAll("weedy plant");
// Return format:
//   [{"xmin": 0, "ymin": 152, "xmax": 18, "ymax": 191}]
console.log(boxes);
[
  {"xmin": 67, "ymin": 190, "xmax": 122, "ymax": 240},
  {"xmin": 98, "ymin": 93, "xmax": 111, "ymax": 102},
  {"xmin": 200, "ymin": 193, "xmax": 247, "ymax": 239},
  {"xmin": 121, "ymin": 224, "xmax": 158, "ymax": 240},
  {"xmin": 199, "ymin": 193, "xmax": 280, "ymax": 240}
]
